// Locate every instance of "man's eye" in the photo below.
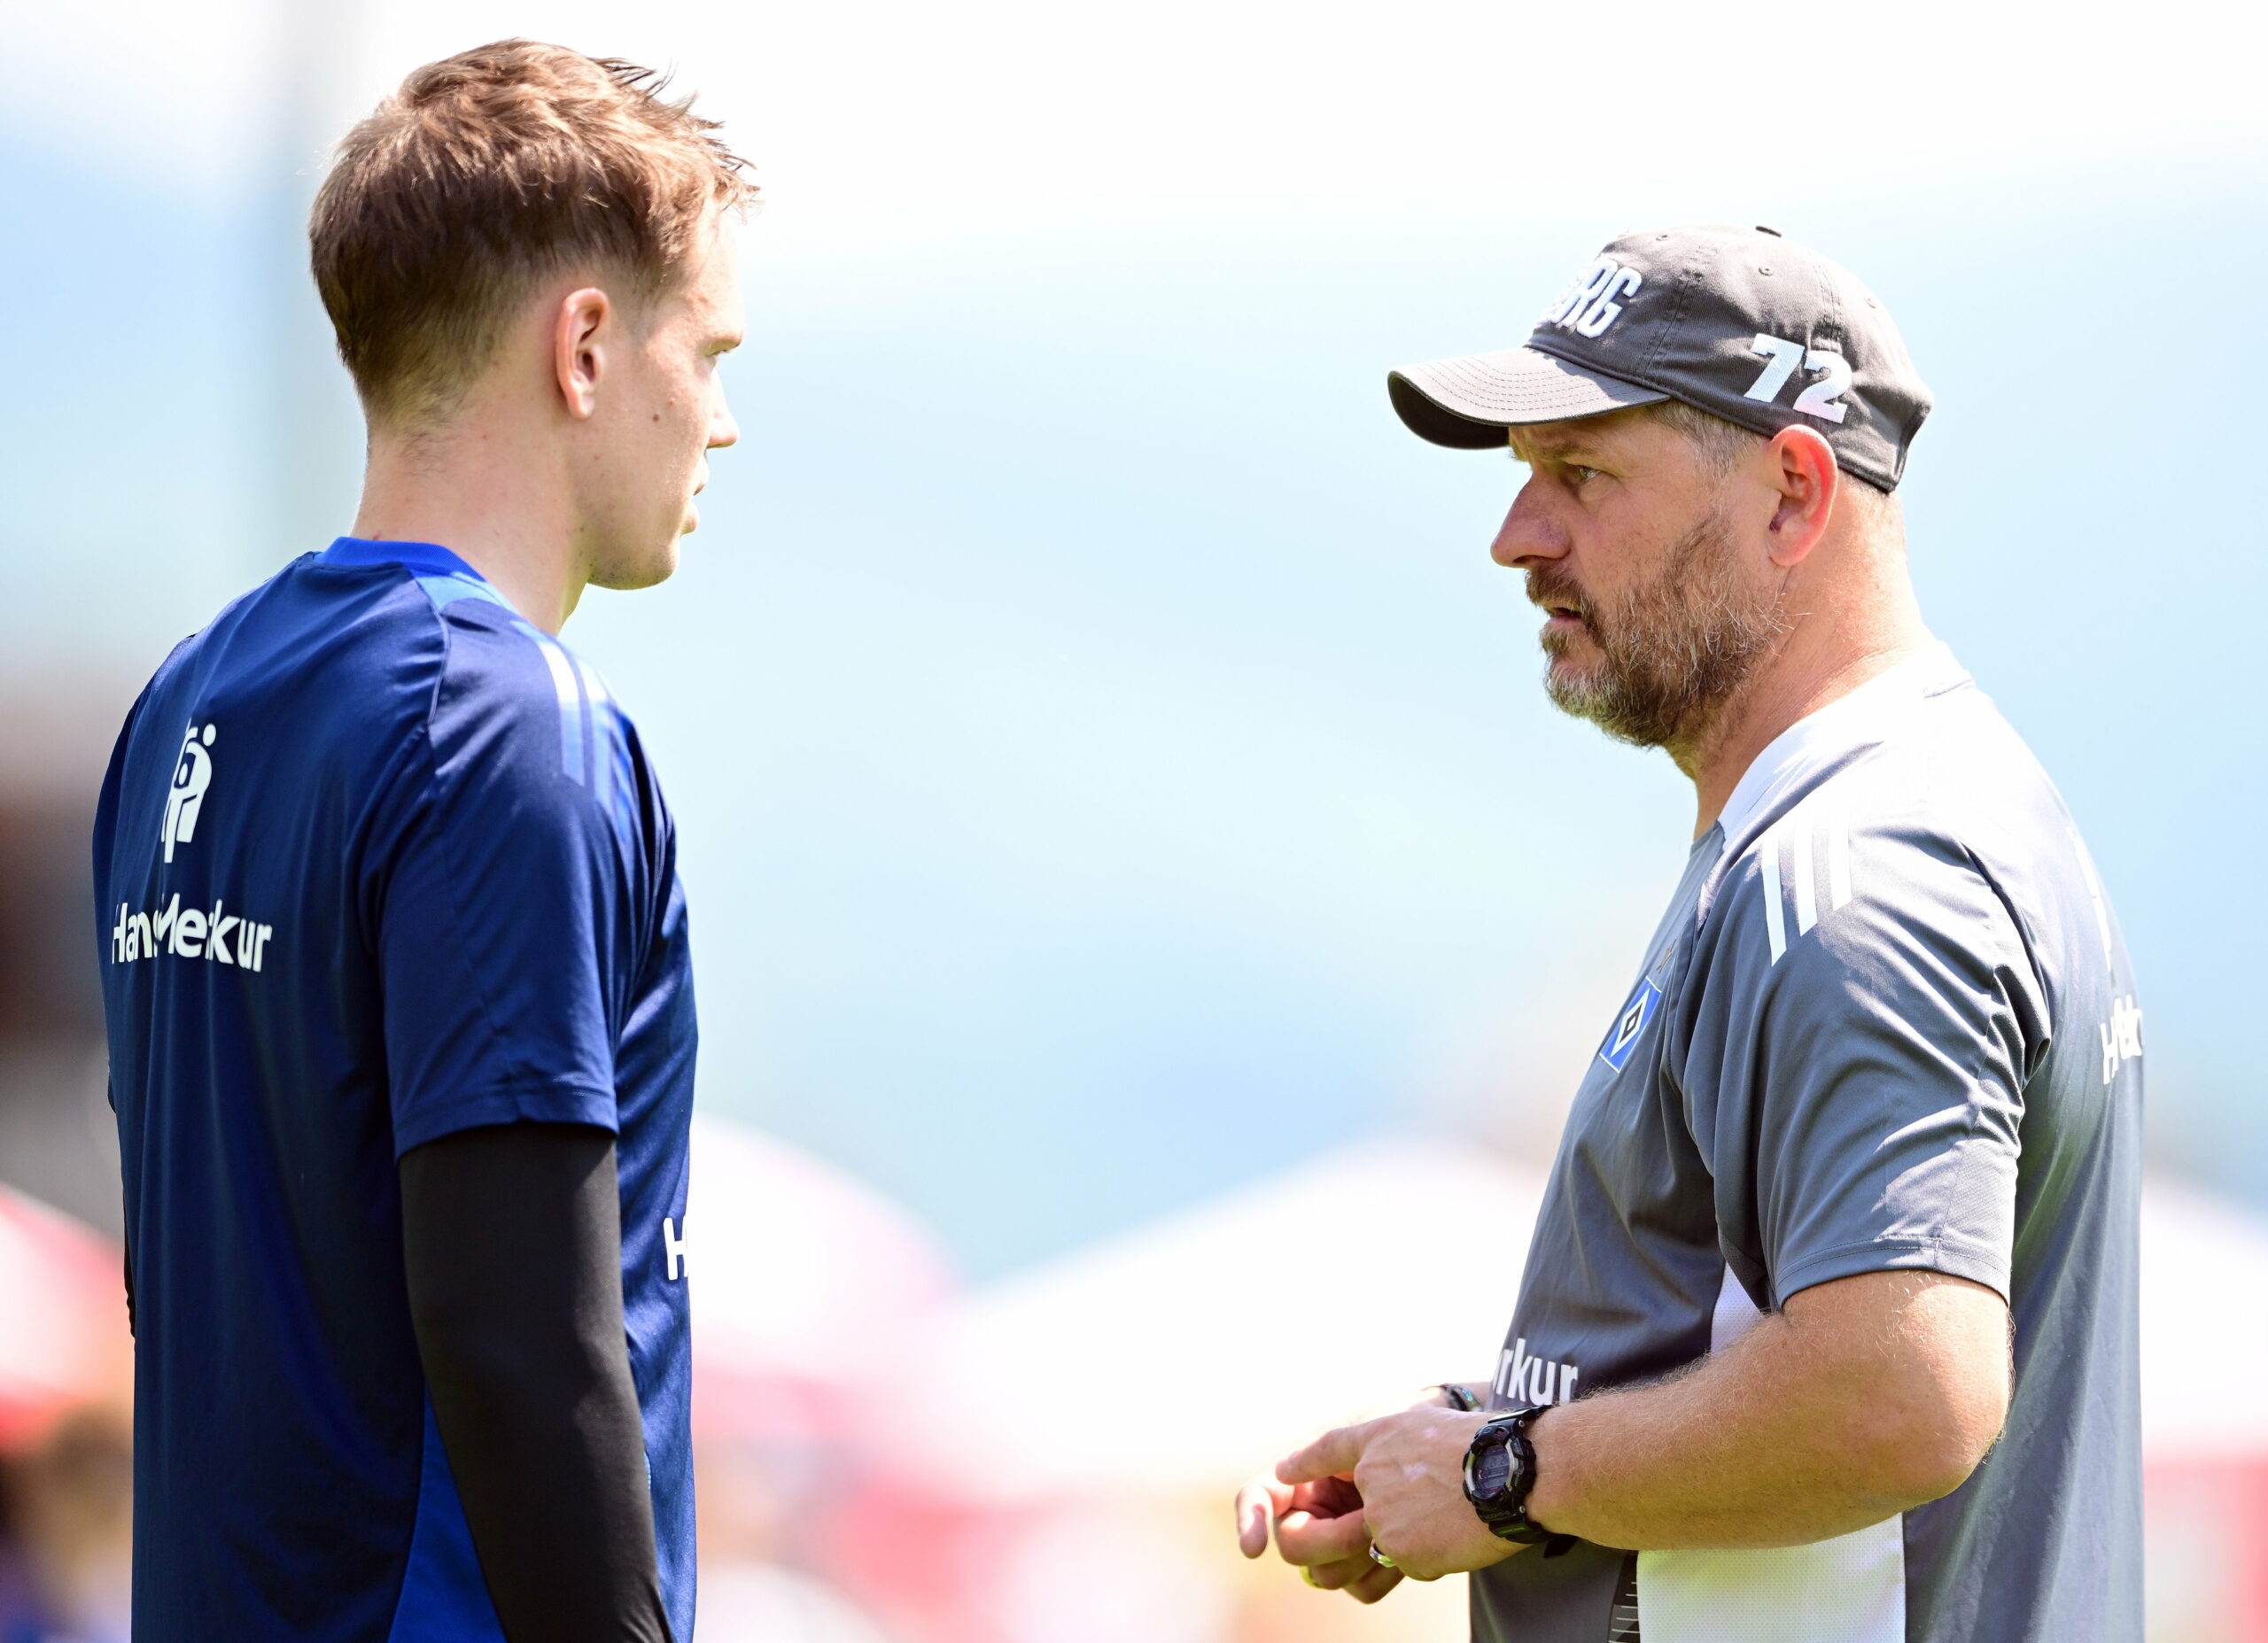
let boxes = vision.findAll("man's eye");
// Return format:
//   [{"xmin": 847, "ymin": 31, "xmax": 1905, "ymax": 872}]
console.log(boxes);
[{"xmin": 1570, "ymin": 464, "xmax": 1604, "ymax": 484}]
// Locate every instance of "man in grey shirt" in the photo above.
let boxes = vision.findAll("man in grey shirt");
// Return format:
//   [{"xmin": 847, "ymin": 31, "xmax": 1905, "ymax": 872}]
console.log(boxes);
[{"xmin": 1235, "ymin": 224, "xmax": 2142, "ymax": 1642}]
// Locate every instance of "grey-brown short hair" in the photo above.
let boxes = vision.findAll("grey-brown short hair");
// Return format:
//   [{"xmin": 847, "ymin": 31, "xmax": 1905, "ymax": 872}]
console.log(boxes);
[{"xmin": 1638, "ymin": 398, "xmax": 1900, "ymax": 531}]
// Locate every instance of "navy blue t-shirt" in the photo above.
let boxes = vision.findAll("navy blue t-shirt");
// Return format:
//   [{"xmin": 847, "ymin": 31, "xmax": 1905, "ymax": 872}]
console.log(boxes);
[{"xmin": 92, "ymin": 538, "xmax": 697, "ymax": 1643}]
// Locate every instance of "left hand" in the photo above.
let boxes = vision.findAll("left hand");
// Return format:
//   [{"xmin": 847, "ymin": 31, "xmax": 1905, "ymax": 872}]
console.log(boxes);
[
  {"xmin": 1235, "ymin": 1470, "xmax": 1403, "ymax": 1602},
  {"xmin": 1275, "ymin": 1406, "xmax": 1526, "ymax": 1582}
]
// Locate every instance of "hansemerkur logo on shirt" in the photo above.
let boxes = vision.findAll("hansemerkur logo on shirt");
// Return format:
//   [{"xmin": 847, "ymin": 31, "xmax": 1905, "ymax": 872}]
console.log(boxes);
[
  {"xmin": 1495, "ymin": 1337, "xmax": 1579, "ymax": 1408},
  {"xmin": 111, "ymin": 721, "xmax": 277, "ymax": 973}
]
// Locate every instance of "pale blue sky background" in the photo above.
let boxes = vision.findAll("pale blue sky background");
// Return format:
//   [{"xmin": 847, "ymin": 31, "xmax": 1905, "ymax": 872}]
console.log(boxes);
[{"xmin": 6, "ymin": 0, "xmax": 2263, "ymax": 1275}]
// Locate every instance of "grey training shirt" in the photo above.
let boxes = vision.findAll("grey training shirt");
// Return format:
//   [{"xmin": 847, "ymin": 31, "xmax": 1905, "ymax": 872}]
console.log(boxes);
[{"xmin": 1471, "ymin": 646, "xmax": 2143, "ymax": 1643}]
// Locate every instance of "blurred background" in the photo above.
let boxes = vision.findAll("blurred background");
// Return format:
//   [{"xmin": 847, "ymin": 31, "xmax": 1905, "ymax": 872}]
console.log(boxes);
[{"xmin": 4, "ymin": 0, "xmax": 2265, "ymax": 1637}]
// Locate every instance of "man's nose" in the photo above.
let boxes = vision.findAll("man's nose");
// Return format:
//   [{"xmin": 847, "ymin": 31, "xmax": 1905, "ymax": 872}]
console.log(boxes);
[
  {"xmin": 1490, "ymin": 479, "xmax": 1567, "ymax": 570},
  {"xmin": 708, "ymin": 393, "xmax": 740, "ymax": 451}
]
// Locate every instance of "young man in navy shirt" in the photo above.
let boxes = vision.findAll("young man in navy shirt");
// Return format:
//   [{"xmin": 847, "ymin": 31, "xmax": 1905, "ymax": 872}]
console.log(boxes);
[{"xmin": 91, "ymin": 42, "xmax": 750, "ymax": 1643}]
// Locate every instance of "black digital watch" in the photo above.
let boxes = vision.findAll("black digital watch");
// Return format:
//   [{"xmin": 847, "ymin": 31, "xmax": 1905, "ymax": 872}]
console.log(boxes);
[{"xmin": 1462, "ymin": 1405, "xmax": 1555, "ymax": 1545}]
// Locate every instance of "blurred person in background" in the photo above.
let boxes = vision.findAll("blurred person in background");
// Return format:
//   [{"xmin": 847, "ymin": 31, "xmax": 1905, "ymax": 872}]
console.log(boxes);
[
  {"xmin": 1237, "ymin": 225, "xmax": 2143, "ymax": 1641},
  {"xmin": 0, "ymin": 1408, "xmax": 133, "ymax": 1643},
  {"xmin": 90, "ymin": 41, "xmax": 750, "ymax": 1643}
]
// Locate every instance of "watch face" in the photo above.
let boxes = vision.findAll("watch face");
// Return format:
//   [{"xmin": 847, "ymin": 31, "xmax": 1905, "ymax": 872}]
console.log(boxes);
[{"xmin": 1475, "ymin": 1443, "xmax": 1512, "ymax": 1497}]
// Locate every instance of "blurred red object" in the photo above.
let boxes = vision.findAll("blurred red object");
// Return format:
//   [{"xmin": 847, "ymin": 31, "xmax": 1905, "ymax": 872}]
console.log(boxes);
[
  {"xmin": 0, "ymin": 1185, "xmax": 131, "ymax": 1452},
  {"xmin": 2145, "ymin": 1458, "xmax": 2268, "ymax": 1642}
]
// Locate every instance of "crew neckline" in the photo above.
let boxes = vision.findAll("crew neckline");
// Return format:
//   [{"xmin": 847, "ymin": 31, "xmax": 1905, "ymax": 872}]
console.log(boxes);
[
  {"xmin": 1713, "ymin": 642, "xmax": 1969, "ymax": 847},
  {"xmin": 321, "ymin": 536, "xmax": 489, "ymax": 584},
  {"xmin": 320, "ymin": 537, "xmax": 530, "ymax": 621}
]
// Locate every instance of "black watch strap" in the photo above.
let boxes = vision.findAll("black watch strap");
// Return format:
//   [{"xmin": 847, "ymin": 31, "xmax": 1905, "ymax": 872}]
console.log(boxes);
[{"xmin": 1463, "ymin": 1406, "xmax": 1555, "ymax": 1546}]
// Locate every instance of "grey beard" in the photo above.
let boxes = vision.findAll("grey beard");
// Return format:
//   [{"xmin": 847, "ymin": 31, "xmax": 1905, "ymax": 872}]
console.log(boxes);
[{"xmin": 1539, "ymin": 509, "xmax": 1788, "ymax": 751}]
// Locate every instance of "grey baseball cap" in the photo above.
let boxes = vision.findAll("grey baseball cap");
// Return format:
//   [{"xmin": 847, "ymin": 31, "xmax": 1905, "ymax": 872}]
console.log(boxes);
[{"xmin": 1388, "ymin": 224, "xmax": 1932, "ymax": 492}]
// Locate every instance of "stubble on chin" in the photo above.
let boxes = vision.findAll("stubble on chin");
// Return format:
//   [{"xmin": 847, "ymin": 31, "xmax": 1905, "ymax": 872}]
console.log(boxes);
[
  {"xmin": 585, "ymin": 533, "xmax": 683, "ymax": 593},
  {"xmin": 1535, "ymin": 508, "xmax": 1787, "ymax": 753}
]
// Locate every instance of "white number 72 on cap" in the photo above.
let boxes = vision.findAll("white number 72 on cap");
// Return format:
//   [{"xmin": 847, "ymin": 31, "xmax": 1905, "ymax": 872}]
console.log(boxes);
[{"xmin": 1743, "ymin": 334, "xmax": 1852, "ymax": 423}]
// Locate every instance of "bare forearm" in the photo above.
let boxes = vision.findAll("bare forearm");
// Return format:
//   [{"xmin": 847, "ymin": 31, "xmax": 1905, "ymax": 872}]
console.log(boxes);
[
  {"xmin": 1526, "ymin": 1343, "xmax": 1914, "ymax": 1548},
  {"xmin": 1526, "ymin": 1272, "xmax": 2008, "ymax": 1551}
]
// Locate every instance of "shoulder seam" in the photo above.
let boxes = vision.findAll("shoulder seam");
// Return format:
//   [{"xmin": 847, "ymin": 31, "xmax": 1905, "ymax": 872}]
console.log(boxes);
[
  {"xmin": 416, "ymin": 657, "xmax": 518, "ymax": 1098},
  {"xmin": 380, "ymin": 619, "xmax": 528, "ymax": 1150}
]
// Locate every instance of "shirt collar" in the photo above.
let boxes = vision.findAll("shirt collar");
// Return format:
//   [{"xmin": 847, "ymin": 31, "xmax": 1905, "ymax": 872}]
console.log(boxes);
[
  {"xmin": 321, "ymin": 536, "xmax": 490, "ymax": 584},
  {"xmin": 1714, "ymin": 641, "xmax": 1970, "ymax": 846}
]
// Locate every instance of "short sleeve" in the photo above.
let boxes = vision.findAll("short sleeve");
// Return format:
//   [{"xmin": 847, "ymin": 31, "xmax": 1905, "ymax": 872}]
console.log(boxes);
[
  {"xmin": 367, "ymin": 616, "xmax": 633, "ymax": 1156},
  {"xmin": 1687, "ymin": 813, "xmax": 2047, "ymax": 1310}
]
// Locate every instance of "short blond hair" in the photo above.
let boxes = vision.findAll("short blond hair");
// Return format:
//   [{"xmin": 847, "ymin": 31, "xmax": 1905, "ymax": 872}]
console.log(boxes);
[{"xmin": 311, "ymin": 41, "xmax": 755, "ymax": 425}]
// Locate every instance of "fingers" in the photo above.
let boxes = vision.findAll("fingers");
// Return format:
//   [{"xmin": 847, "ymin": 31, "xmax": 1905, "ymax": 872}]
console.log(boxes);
[
  {"xmin": 1276, "ymin": 1503, "xmax": 1373, "ymax": 1568},
  {"xmin": 1346, "ymin": 1562, "xmax": 1405, "ymax": 1604},
  {"xmin": 1234, "ymin": 1475, "xmax": 1291, "ymax": 1559},
  {"xmin": 1302, "ymin": 1554, "xmax": 1403, "ymax": 1603},
  {"xmin": 1277, "ymin": 1421, "xmax": 1367, "ymax": 1486},
  {"xmin": 1253, "ymin": 1428, "xmax": 1405, "ymax": 1607},
  {"xmin": 1293, "ymin": 1474, "xmax": 1363, "ymax": 1518},
  {"xmin": 1300, "ymin": 1553, "xmax": 1372, "ymax": 1592},
  {"xmin": 1235, "ymin": 1472, "xmax": 1346, "ymax": 1559}
]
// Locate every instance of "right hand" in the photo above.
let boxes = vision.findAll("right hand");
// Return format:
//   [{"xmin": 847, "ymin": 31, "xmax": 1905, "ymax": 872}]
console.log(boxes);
[
  {"xmin": 1235, "ymin": 1468, "xmax": 1405, "ymax": 1603},
  {"xmin": 1231, "ymin": 1384, "xmax": 1480, "ymax": 1602}
]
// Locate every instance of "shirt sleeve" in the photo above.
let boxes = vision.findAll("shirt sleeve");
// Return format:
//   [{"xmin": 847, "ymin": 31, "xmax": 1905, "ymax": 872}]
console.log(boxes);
[
  {"xmin": 1684, "ymin": 812, "xmax": 2048, "ymax": 1311},
  {"xmin": 366, "ymin": 614, "xmax": 635, "ymax": 1156}
]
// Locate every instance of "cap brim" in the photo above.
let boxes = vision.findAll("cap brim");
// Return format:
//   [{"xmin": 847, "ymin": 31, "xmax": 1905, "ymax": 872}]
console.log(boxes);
[{"xmin": 1387, "ymin": 346, "xmax": 1668, "ymax": 448}]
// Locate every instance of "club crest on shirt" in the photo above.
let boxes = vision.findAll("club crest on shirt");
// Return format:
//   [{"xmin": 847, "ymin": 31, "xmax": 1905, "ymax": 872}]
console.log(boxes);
[{"xmin": 1597, "ymin": 976, "xmax": 1662, "ymax": 1073}]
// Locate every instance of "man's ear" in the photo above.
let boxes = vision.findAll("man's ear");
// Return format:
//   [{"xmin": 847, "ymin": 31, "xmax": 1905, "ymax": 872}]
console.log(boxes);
[
  {"xmin": 552, "ymin": 288, "xmax": 611, "ymax": 421},
  {"xmin": 1762, "ymin": 425, "xmax": 1841, "ymax": 569}
]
